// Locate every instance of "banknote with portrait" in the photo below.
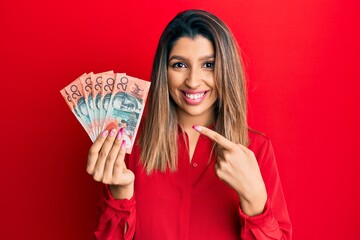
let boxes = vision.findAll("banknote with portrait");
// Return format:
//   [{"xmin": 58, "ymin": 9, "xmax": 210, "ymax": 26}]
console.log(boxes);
[{"xmin": 60, "ymin": 71, "xmax": 151, "ymax": 153}]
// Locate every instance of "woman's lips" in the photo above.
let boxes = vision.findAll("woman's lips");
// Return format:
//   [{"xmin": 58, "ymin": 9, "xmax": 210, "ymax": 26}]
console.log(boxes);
[{"xmin": 181, "ymin": 90, "xmax": 208, "ymax": 105}]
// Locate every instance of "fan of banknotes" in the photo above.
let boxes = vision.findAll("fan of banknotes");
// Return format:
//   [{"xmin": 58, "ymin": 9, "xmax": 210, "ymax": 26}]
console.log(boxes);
[{"xmin": 60, "ymin": 71, "xmax": 151, "ymax": 153}]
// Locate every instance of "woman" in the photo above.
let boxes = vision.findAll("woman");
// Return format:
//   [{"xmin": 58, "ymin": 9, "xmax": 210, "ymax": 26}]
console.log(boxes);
[{"xmin": 87, "ymin": 9, "xmax": 292, "ymax": 239}]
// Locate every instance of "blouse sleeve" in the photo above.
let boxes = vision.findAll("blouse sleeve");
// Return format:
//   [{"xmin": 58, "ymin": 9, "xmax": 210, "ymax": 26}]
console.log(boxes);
[
  {"xmin": 93, "ymin": 184, "xmax": 136, "ymax": 240},
  {"xmin": 239, "ymin": 136, "xmax": 292, "ymax": 239}
]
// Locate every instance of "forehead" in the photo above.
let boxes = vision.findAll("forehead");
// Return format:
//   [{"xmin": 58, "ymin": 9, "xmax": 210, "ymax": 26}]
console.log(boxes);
[{"xmin": 169, "ymin": 36, "xmax": 214, "ymax": 58}]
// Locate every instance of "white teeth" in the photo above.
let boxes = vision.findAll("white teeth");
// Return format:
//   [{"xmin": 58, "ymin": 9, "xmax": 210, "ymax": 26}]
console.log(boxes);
[{"xmin": 185, "ymin": 92, "xmax": 205, "ymax": 100}]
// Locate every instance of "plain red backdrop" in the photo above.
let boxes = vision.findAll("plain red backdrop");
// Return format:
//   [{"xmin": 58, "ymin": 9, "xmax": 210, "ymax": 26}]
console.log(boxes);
[{"xmin": 1, "ymin": 0, "xmax": 359, "ymax": 239}]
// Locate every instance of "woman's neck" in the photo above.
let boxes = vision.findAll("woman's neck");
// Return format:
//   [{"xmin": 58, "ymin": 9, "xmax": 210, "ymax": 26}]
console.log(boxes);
[
  {"xmin": 176, "ymin": 108, "xmax": 215, "ymax": 162},
  {"xmin": 176, "ymin": 108, "xmax": 215, "ymax": 133}
]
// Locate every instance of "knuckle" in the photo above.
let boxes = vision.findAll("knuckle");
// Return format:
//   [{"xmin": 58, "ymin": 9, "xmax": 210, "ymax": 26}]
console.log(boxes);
[
  {"xmin": 220, "ymin": 161, "xmax": 230, "ymax": 171},
  {"xmin": 223, "ymin": 152, "xmax": 231, "ymax": 160},
  {"xmin": 93, "ymin": 174, "xmax": 101, "ymax": 182},
  {"xmin": 118, "ymin": 149, "xmax": 126, "ymax": 158},
  {"xmin": 114, "ymin": 161, "xmax": 122, "ymax": 170},
  {"xmin": 105, "ymin": 136, "xmax": 115, "ymax": 143},
  {"xmin": 102, "ymin": 176, "xmax": 111, "ymax": 185},
  {"xmin": 86, "ymin": 166, "xmax": 94, "ymax": 175},
  {"xmin": 105, "ymin": 156, "xmax": 111, "ymax": 164},
  {"xmin": 215, "ymin": 168, "xmax": 223, "ymax": 178},
  {"xmin": 94, "ymin": 165, "xmax": 102, "ymax": 173},
  {"xmin": 228, "ymin": 143, "xmax": 237, "ymax": 151},
  {"xmin": 88, "ymin": 147, "xmax": 98, "ymax": 158},
  {"xmin": 113, "ymin": 138, "xmax": 122, "ymax": 145},
  {"xmin": 218, "ymin": 160, "xmax": 226, "ymax": 168},
  {"xmin": 98, "ymin": 150, "xmax": 108, "ymax": 159},
  {"xmin": 213, "ymin": 134, "xmax": 221, "ymax": 142},
  {"xmin": 107, "ymin": 153, "xmax": 117, "ymax": 162},
  {"xmin": 93, "ymin": 167, "xmax": 104, "ymax": 181}
]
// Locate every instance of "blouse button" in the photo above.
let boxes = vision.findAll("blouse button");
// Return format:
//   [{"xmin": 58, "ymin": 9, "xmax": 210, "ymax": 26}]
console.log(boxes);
[
  {"xmin": 192, "ymin": 163, "xmax": 198, "ymax": 168},
  {"xmin": 120, "ymin": 204, "xmax": 125, "ymax": 209}
]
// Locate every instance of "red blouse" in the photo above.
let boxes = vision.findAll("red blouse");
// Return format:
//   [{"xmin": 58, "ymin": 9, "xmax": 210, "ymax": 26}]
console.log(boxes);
[{"xmin": 94, "ymin": 129, "xmax": 292, "ymax": 239}]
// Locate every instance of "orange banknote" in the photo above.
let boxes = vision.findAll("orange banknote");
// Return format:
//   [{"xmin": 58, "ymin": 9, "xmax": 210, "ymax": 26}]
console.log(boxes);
[{"xmin": 61, "ymin": 71, "xmax": 150, "ymax": 153}]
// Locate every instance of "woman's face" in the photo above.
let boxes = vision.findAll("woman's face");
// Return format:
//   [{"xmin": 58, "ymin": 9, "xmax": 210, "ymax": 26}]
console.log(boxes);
[{"xmin": 167, "ymin": 36, "xmax": 217, "ymax": 122}]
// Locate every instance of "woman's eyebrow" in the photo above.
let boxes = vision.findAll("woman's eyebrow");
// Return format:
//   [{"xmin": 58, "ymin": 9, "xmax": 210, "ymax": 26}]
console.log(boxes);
[
  {"xmin": 168, "ymin": 55, "xmax": 187, "ymax": 61},
  {"xmin": 168, "ymin": 54, "xmax": 215, "ymax": 61}
]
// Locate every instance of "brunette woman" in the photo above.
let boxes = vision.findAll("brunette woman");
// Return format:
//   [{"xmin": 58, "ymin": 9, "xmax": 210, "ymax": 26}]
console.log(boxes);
[{"xmin": 87, "ymin": 9, "xmax": 292, "ymax": 240}]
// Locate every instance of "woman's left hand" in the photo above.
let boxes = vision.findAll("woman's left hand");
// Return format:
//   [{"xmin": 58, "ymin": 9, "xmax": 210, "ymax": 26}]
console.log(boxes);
[{"xmin": 193, "ymin": 125, "xmax": 268, "ymax": 217}]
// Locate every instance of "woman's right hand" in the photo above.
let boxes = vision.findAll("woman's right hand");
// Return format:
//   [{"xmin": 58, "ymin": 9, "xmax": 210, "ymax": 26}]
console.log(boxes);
[{"xmin": 87, "ymin": 127, "xmax": 135, "ymax": 200}]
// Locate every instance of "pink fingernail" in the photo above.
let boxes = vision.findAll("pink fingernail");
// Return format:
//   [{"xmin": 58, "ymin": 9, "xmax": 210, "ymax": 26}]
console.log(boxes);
[
  {"xmin": 102, "ymin": 130, "xmax": 109, "ymax": 137},
  {"xmin": 192, "ymin": 125, "xmax": 202, "ymax": 132},
  {"xmin": 121, "ymin": 139, "xmax": 126, "ymax": 149},
  {"xmin": 116, "ymin": 128, "xmax": 123, "ymax": 140},
  {"xmin": 109, "ymin": 129, "xmax": 117, "ymax": 137}
]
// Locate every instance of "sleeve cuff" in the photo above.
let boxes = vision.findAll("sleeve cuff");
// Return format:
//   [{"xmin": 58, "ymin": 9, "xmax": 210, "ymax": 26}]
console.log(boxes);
[
  {"xmin": 238, "ymin": 197, "xmax": 276, "ymax": 228},
  {"xmin": 103, "ymin": 184, "xmax": 136, "ymax": 211},
  {"xmin": 239, "ymin": 198, "xmax": 284, "ymax": 239}
]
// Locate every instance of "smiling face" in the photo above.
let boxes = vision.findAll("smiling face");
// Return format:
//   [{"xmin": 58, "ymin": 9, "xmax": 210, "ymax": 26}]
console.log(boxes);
[{"xmin": 167, "ymin": 36, "xmax": 217, "ymax": 125}]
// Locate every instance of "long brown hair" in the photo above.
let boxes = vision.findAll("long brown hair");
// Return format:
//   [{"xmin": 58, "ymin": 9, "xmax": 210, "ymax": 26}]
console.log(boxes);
[{"xmin": 139, "ymin": 9, "xmax": 248, "ymax": 174}]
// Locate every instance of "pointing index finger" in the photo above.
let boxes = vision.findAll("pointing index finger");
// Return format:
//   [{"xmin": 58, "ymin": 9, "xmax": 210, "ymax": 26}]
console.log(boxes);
[{"xmin": 192, "ymin": 125, "xmax": 235, "ymax": 150}]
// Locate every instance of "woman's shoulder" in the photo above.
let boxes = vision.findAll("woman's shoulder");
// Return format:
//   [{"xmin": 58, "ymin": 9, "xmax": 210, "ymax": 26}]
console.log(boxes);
[
  {"xmin": 247, "ymin": 128, "xmax": 273, "ymax": 154},
  {"xmin": 247, "ymin": 129, "xmax": 281, "ymax": 176}
]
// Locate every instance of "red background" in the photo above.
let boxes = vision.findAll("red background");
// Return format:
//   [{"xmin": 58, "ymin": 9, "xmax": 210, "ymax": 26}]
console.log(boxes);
[{"xmin": 1, "ymin": 0, "xmax": 359, "ymax": 239}]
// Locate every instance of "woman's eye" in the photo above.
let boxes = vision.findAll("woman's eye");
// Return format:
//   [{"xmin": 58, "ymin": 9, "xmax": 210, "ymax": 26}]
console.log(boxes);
[
  {"xmin": 203, "ymin": 62, "xmax": 215, "ymax": 69},
  {"xmin": 172, "ymin": 62, "xmax": 186, "ymax": 68}
]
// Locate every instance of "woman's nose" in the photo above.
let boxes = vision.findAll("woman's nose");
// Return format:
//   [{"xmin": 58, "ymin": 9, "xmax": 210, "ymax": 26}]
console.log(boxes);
[{"xmin": 185, "ymin": 68, "xmax": 202, "ymax": 88}]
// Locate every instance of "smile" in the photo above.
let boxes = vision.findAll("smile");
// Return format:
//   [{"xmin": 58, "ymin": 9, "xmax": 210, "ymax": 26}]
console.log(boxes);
[
  {"xmin": 185, "ymin": 92, "xmax": 205, "ymax": 100},
  {"xmin": 181, "ymin": 90, "xmax": 208, "ymax": 105}
]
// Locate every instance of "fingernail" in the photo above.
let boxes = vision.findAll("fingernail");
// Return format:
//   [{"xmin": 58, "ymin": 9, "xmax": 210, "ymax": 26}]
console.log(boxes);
[
  {"xmin": 101, "ymin": 130, "xmax": 109, "ymax": 137},
  {"xmin": 192, "ymin": 125, "xmax": 202, "ymax": 132},
  {"xmin": 121, "ymin": 139, "xmax": 126, "ymax": 149},
  {"xmin": 109, "ymin": 128, "xmax": 117, "ymax": 137},
  {"xmin": 116, "ymin": 128, "xmax": 123, "ymax": 140}
]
